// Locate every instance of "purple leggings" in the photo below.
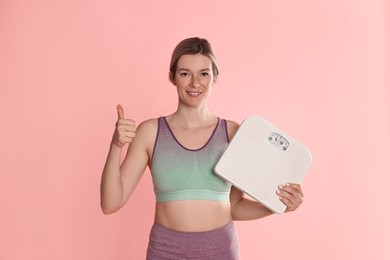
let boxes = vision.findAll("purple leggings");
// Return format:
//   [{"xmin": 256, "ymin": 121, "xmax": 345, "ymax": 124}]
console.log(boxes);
[{"xmin": 146, "ymin": 221, "xmax": 240, "ymax": 260}]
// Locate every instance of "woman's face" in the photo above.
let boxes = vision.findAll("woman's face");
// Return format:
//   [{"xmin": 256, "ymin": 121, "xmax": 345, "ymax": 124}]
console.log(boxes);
[{"xmin": 172, "ymin": 54, "xmax": 215, "ymax": 108}]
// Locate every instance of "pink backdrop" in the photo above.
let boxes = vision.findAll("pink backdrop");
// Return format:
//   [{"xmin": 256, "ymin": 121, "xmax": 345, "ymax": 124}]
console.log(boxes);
[{"xmin": 1, "ymin": 0, "xmax": 389, "ymax": 259}]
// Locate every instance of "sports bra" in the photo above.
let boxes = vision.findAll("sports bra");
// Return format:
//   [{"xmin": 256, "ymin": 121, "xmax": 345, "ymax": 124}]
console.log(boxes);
[{"xmin": 151, "ymin": 117, "xmax": 232, "ymax": 202}]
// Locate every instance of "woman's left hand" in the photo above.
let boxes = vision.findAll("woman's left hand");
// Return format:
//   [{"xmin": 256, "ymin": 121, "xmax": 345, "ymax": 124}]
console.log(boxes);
[{"xmin": 276, "ymin": 183, "xmax": 304, "ymax": 213}]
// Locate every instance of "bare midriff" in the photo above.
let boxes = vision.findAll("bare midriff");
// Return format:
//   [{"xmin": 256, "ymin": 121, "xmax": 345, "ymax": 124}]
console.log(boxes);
[{"xmin": 155, "ymin": 200, "xmax": 232, "ymax": 232}]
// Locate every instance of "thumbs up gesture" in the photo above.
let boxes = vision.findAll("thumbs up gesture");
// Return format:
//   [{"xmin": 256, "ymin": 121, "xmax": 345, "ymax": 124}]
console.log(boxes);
[{"xmin": 112, "ymin": 104, "xmax": 136, "ymax": 148}]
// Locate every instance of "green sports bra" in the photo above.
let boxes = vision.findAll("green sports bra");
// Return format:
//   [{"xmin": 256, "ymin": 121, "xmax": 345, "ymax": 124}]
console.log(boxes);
[{"xmin": 151, "ymin": 117, "xmax": 232, "ymax": 203}]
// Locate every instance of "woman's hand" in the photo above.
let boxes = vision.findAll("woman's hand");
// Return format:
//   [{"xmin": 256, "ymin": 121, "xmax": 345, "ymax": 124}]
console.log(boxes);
[
  {"xmin": 276, "ymin": 183, "xmax": 304, "ymax": 213},
  {"xmin": 112, "ymin": 104, "xmax": 137, "ymax": 148}
]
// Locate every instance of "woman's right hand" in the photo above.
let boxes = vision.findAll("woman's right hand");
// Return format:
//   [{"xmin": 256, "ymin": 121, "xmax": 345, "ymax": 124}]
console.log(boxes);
[{"xmin": 112, "ymin": 104, "xmax": 137, "ymax": 148}]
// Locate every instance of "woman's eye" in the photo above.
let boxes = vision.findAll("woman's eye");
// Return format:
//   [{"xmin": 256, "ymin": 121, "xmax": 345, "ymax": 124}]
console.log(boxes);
[
  {"xmin": 180, "ymin": 72, "xmax": 189, "ymax": 77},
  {"xmin": 201, "ymin": 72, "xmax": 210, "ymax": 77}
]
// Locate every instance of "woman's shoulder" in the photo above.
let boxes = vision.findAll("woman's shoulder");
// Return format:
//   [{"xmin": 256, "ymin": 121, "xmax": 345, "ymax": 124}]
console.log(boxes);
[
  {"xmin": 132, "ymin": 118, "xmax": 159, "ymax": 147},
  {"xmin": 224, "ymin": 119, "xmax": 240, "ymax": 127},
  {"xmin": 223, "ymin": 119, "xmax": 240, "ymax": 140},
  {"xmin": 137, "ymin": 118, "xmax": 159, "ymax": 133}
]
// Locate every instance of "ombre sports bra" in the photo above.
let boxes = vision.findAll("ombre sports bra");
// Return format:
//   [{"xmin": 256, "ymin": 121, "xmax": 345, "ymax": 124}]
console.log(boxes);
[{"xmin": 151, "ymin": 117, "xmax": 232, "ymax": 202}]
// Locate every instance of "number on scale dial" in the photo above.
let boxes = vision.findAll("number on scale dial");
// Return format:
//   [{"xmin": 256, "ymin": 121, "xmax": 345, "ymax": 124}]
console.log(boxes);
[{"xmin": 268, "ymin": 132, "xmax": 289, "ymax": 151}]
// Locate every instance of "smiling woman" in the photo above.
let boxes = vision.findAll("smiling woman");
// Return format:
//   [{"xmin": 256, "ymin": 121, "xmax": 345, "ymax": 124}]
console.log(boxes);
[
  {"xmin": 1, "ymin": 0, "xmax": 388, "ymax": 259},
  {"xmin": 173, "ymin": 54, "xmax": 214, "ymax": 108},
  {"xmin": 169, "ymin": 37, "xmax": 219, "ymax": 83},
  {"xmin": 100, "ymin": 37, "xmax": 304, "ymax": 259}
]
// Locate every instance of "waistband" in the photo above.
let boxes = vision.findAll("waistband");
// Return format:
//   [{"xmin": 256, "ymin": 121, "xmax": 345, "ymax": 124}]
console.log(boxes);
[{"xmin": 147, "ymin": 221, "xmax": 240, "ymax": 259}]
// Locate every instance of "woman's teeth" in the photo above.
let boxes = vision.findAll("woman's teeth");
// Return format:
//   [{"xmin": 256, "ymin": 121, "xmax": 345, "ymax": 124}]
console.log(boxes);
[{"xmin": 187, "ymin": 91, "xmax": 202, "ymax": 97}]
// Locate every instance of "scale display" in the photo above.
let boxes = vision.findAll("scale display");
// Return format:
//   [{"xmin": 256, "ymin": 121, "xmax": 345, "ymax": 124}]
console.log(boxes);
[{"xmin": 268, "ymin": 132, "xmax": 289, "ymax": 151}]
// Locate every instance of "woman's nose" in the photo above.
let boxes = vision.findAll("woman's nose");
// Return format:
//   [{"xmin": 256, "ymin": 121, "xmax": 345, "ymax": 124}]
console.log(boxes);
[{"xmin": 191, "ymin": 78, "xmax": 200, "ymax": 87}]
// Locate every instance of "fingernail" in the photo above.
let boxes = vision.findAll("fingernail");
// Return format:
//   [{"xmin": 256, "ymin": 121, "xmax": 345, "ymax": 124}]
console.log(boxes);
[
  {"xmin": 276, "ymin": 190, "xmax": 281, "ymax": 194},
  {"xmin": 278, "ymin": 185, "xmax": 283, "ymax": 189},
  {"xmin": 286, "ymin": 183, "xmax": 290, "ymax": 186}
]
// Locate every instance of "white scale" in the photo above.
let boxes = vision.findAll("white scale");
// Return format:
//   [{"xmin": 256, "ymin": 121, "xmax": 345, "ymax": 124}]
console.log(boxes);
[{"xmin": 214, "ymin": 116, "xmax": 312, "ymax": 214}]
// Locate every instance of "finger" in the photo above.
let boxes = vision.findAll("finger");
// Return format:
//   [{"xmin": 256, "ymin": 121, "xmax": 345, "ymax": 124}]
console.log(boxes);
[
  {"xmin": 124, "ymin": 125, "xmax": 137, "ymax": 132},
  {"xmin": 279, "ymin": 184, "xmax": 303, "ymax": 198},
  {"xmin": 277, "ymin": 186, "xmax": 302, "ymax": 207},
  {"xmin": 279, "ymin": 196, "xmax": 296, "ymax": 213},
  {"xmin": 117, "ymin": 124, "xmax": 137, "ymax": 135},
  {"xmin": 117, "ymin": 136, "xmax": 133, "ymax": 145},
  {"xmin": 279, "ymin": 196, "xmax": 294, "ymax": 208},
  {"xmin": 117, "ymin": 125, "xmax": 136, "ymax": 136},
  {"xmin": 116, "ymin": 120, "xmax": 136, "ymax": 131},
  {"xmin": 276, "ymin": 187, "xmax": 295, "ymax": 202},
  {"xmin": 286, "ymin": 183, "xmax": 304, "ymax": 198},
  {"xmin": 124, "ymin": 131, "xmax": 136, "ymax": 139},
  {"xmin": 117, "ymin": 104, "xmax": 125, "ymax": 120},
  {"xmin": 278, "ymin": 191, "xmax": 301, "ymax": 213},
  {"xmin": 119, "ymin": 119, "xmax": 136, "ymax": 126},
  {"xmin": 278, "ymin": 185, "xmax": 303, "ymax": 203}
]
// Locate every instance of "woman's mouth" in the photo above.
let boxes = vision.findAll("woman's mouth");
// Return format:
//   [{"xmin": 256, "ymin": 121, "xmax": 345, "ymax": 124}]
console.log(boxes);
[{"xmin": 186, "ymin": 91, "xmax": 203, "ymax": 97}]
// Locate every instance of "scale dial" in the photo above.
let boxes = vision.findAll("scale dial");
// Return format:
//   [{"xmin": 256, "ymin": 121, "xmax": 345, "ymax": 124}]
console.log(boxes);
[{"xmin": 268, "ymin": 132, "xmax": 289, "ymax": 151}]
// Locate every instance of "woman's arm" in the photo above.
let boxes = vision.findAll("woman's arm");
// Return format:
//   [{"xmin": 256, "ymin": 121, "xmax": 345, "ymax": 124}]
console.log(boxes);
[
  {"xmin": 230, "ymin": 183, "xmax": 304, "ymax": 220},
  {"xmin": 100, "ymin": 105, "xmax": 156, "ymax": 214},
  {"xmin": 230, "ymin": 186, "xmax": 274, "ymax": 220}
]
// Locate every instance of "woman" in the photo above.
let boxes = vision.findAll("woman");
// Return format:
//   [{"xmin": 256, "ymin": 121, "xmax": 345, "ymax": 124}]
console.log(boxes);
[{"xmin": 100, "ymin": 37, "xmax": 304, "ymax": 259}]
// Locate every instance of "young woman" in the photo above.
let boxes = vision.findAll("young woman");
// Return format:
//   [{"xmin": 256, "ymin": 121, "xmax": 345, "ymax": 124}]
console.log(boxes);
[{"xmin": 100, "ymin": 37, "xmax": 304, "ymax": 259}]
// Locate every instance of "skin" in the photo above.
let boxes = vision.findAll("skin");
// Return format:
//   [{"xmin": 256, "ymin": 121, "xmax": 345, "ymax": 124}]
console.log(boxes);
[{"xmin": 100, "ymin": 54, "xmax": 304, "ymax": 232}]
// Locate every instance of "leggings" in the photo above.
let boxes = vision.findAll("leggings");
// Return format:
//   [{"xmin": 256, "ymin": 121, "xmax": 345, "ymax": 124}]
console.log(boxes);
[{"xmin": 146, "ymin": 221, "xmax": 240, "ymax": 260}]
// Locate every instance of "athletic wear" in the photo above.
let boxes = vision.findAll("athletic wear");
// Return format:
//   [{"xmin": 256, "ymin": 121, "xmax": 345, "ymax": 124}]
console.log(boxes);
[
  {"xmin": 146, "ymin": 221, "xmax": 240, "ymax": 259},
  {"xmin": 151, "ymin": 117, "xmax": 232, "ymax": 202}
]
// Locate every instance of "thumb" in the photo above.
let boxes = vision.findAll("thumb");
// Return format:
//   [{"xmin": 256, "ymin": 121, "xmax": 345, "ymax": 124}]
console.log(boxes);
[{"xmin": 117, "ymin": 104, "xmax": 125, "ymax": 120}]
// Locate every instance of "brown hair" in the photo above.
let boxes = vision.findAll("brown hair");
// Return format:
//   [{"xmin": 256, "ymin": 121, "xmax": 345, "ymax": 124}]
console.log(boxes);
[{"xmin": 169, "ymin": 37, "xmax": 219, "ymax": 83}]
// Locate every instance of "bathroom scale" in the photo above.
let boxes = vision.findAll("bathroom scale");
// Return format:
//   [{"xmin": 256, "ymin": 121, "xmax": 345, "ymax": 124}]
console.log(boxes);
[{"xmin": 214, "ymin": 116, "xmax": 312, "ymax": 214}]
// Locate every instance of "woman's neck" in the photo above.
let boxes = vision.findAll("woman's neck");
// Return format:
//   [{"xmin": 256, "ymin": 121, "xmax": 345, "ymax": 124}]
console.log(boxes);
[{"xmin": 169, "ymin": 106, "xmax": 217, "ymax": 129}]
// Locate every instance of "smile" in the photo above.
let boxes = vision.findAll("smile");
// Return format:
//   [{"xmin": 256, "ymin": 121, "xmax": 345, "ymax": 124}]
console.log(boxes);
[{"xmin": 186, "ymin": 91, "xmax": 203, "ymax": 97}]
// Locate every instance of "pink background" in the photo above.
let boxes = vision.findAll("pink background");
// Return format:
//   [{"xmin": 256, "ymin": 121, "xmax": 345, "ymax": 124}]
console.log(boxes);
[{"xmin": 1, "ymin": 0, "xmax": 389, "ymax": 259}]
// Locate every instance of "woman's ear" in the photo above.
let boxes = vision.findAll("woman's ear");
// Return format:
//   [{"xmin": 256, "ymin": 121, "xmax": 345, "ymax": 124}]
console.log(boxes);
[{"xmin": 169, "ymin": 71, "xmax": 176, "ymax": 85}]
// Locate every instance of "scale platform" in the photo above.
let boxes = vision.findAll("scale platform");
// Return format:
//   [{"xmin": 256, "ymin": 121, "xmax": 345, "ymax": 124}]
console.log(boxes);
[{"xmin": 214, "ymin": 116, "xmax": 312, "ymax": 214}]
